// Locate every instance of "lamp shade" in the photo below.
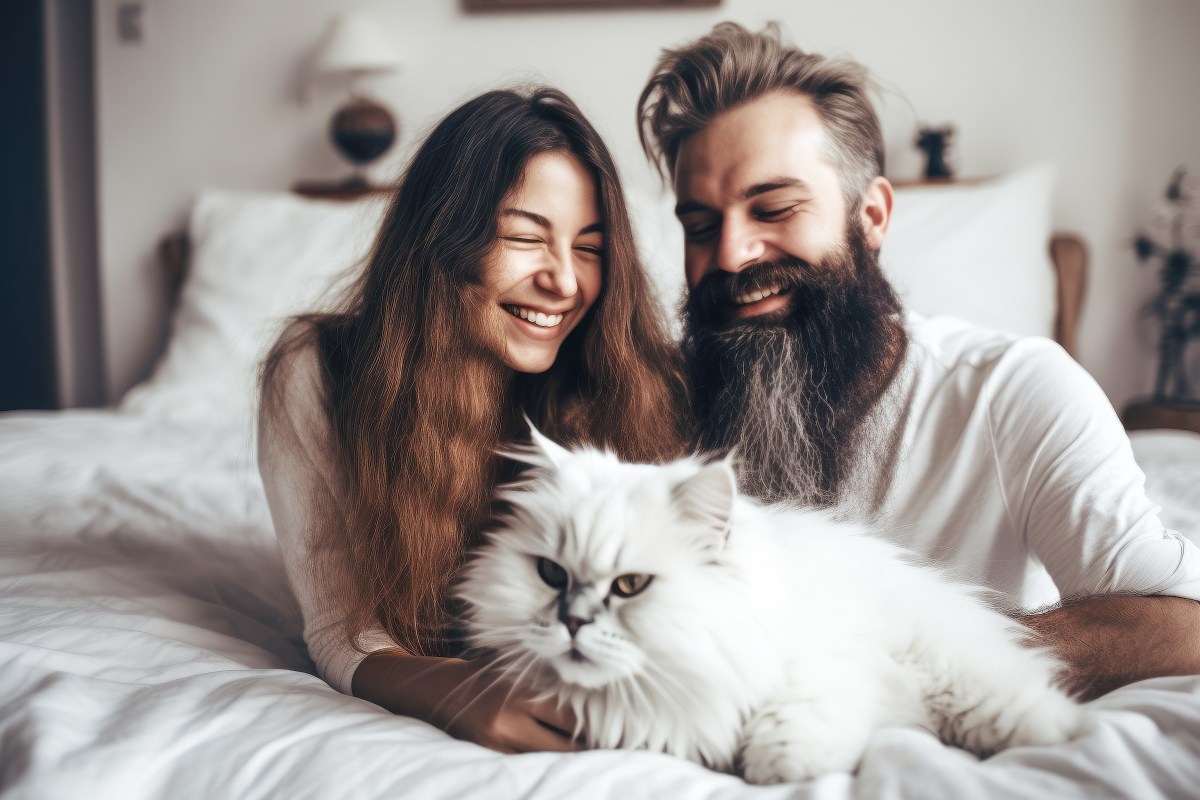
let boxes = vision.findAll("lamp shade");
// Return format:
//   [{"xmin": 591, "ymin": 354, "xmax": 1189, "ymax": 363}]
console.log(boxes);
[{"xmin": 312, "ymin": 13, "xmax": 399, "ymax": 76}]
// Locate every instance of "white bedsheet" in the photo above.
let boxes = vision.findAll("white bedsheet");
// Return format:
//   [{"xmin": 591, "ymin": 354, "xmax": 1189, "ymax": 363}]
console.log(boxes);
[
  {"xmin": 1132, "ymin": 428, "xmax": 1200, "ymax": 548},
  {"xmin": 2, "ymin": 411, "xmax": 1199, "ymax": 799}
]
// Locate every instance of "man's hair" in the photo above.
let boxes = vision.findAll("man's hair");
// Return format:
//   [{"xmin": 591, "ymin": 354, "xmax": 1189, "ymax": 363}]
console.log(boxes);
[{"xmin": 637, "ymin": 21, "xmax": 884, "ymax": 207}]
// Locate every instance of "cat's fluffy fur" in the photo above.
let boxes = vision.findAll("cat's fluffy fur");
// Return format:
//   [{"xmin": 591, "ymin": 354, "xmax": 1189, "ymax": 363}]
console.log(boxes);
[{"xmin": 456, "ymin": 431, "xmax": 1083, "ymax": 783}]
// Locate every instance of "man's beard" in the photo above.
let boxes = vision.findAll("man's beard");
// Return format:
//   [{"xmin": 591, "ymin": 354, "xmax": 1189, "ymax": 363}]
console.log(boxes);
[{"xmin": 681, "ymin": 223, "xmax": 907, "ymax": 509}]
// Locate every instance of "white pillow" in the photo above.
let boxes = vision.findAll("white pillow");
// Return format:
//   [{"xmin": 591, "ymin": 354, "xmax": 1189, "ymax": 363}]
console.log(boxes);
[
  {"xmin": 881, "ymin": 165, "xmax": 1057, "ymax": 339},
  {"xmin": 120, "ymin": 190, "xmax": 387, "ymax": 422}
]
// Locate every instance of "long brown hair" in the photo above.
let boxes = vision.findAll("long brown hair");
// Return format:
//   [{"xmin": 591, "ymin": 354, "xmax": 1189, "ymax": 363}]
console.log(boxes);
[{"xmin": 261, "ymin": 87, "xmax": 688, "ymax": 656}]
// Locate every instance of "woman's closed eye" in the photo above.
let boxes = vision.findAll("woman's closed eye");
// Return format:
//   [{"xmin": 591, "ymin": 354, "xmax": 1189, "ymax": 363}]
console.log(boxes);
[
  {"xmin": 501, "ymin": 235, "xmax": 544, "ymax": 247},
  {"xmin": 499, "ymin": 236, "xmax": 601, "ymax": 258}
]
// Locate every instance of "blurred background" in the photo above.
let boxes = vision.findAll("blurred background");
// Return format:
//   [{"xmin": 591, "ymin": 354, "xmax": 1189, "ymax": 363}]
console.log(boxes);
[{"xmin": 3, "ymin": 0, "xmax": 1199, "ymax": 413}]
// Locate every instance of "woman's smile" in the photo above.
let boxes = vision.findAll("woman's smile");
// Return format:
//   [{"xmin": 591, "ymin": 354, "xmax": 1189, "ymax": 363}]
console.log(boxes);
[{"xmin": 502, "ymin": 303, "xmax": 570, "ymax": 330}]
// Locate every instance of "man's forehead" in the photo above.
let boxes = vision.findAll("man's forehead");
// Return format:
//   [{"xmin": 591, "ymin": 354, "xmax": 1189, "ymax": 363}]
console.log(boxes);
[{"xmin": 672, "ymin": 91, "xmax": 836, "ymax": 202}]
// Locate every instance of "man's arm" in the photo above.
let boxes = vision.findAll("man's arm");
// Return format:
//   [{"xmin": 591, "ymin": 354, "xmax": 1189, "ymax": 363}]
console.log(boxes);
[{"xmin": 1020, "ymin": 594, "xmax": 1200, "ymax": 700}]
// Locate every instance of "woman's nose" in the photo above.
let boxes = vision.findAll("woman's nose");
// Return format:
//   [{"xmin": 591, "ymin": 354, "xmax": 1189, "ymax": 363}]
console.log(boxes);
[{"xmin": 536, "ymin": 247, "xmax": 580, "ymax": 297}]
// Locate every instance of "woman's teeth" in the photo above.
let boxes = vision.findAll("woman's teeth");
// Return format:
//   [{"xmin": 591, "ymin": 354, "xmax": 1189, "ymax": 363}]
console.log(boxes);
[
  {"xmin": 734, "ymin": 285, "xmax": 785, "ymax": 306},
  {"xmin": 505, "ymin": 305, "xmax": 564, "ymax": 328}
]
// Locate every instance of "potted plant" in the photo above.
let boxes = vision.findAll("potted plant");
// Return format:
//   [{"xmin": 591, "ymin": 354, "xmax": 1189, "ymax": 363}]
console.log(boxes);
[{"xmin": 1134, "ymin": 167, "xmax": 1200, "ymax": 403}]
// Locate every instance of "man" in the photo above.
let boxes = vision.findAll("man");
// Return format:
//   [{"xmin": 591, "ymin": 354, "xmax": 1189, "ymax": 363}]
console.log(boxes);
[{"xmin": 637, "ymin": 22, "xmax": 1200, "ymax": 700}]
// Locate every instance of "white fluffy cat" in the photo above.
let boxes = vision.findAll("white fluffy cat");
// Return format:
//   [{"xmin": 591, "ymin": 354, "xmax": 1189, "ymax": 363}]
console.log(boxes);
[{"xmin": 456, "ymin": 430, "xmax": 1084, "ymax": 783}]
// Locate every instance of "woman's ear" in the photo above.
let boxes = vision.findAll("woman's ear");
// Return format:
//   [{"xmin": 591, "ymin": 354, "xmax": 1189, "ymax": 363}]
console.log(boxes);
[{"xmin": 859, "ymin": 176, "xmax": 894, "ymax": 251}]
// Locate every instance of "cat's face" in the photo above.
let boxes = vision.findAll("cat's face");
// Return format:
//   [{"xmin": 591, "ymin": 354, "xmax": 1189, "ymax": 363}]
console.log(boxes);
[{"xmin": 457, "ymin": 430, "xmax": 738, "ymax": 692}]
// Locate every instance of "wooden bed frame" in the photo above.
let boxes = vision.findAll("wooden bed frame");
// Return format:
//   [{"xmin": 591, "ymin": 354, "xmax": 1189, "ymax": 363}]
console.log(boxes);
[
  {"xmin": 1049, "ymin": 233, "xmax": 1087, "ymax": 359},
  {"xmin": 156, "ymin": 188, "xmax": 1090, "ymax": 359}
]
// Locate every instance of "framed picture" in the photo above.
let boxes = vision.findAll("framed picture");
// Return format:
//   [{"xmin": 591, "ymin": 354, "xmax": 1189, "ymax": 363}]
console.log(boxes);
[{"xmin": 465, "ymin": 0, "xmax": 720, "ymax": 10}]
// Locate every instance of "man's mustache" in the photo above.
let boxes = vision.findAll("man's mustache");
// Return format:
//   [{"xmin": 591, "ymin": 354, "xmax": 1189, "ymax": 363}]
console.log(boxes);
[{"xmin": 687, "ymin": 255, "xmax": 844, "ymax": 325}]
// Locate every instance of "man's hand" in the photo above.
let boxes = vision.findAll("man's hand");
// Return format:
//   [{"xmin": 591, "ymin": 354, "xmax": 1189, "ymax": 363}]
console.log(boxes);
[{"xmin": 1020, "ymin": 595, "xmax": 1200, "ymax": 700}]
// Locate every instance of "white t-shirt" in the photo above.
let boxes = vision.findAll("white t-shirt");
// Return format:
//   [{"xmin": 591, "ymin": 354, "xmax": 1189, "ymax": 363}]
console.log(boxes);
[
  {"xmin": 258, "ymin": 316, "xmax": 1200, "ymax": 696},
  {"xmin": 856, "ymin": 314, "xmax": 1200, "ymax": 609}
]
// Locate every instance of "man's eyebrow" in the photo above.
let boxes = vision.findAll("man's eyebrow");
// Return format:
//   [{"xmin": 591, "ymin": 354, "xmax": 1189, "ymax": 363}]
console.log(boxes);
[
  {"xmin": 675, "ymin": 177, "xmax": 814, "ymax": 217},
  {"xmin": 743, "ymin": 177, "xmax": 812, "ymax": 199},
  {"xmin": 500, "ymin": 209, "xmax": 551, "ymax": 228}
]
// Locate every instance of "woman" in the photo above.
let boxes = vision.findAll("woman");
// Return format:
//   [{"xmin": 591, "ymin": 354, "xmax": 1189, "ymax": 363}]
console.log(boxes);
[{"xmin": 257, "ymin": 87, "xmax": 688, "ymax": 754}]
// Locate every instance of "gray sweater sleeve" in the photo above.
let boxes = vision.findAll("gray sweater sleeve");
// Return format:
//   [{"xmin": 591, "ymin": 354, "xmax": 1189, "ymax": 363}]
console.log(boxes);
[{"xmin": 256, "ymin": 341, "xmax": 401, "ymax": 694}]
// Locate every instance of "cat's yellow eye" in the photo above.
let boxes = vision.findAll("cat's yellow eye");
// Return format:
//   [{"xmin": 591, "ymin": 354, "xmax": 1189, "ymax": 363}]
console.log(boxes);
[
  {"xmin": 611, "ymin": 573, "xmax": 654, "ymax": 598},
  {"xmin": 536, "ymin": 557, "xmax": 569, "ymax": 590}
]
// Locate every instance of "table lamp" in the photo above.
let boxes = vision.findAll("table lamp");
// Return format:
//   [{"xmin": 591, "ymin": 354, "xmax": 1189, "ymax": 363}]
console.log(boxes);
[{"xmin": 311, "ymin": 13, "xmax": 400, "ymax": 187}]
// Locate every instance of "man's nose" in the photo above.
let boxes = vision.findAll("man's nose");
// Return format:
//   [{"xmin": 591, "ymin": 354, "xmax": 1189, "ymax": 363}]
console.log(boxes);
[{"xmin": 716, "ymin": 217, "xmax": 765, "ymax": 273}]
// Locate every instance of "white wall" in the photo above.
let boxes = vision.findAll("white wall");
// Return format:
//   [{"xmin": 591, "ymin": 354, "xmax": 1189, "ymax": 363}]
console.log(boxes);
[{"xmin": 94, "ymin": 0, "xmax": 1200, "ymax": 409}]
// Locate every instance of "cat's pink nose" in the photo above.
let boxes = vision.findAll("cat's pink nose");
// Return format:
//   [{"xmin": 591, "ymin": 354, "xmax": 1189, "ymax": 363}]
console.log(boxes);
[{"xmin": 564, "ymin": 615, "xmax": 592, "ymax": 637}]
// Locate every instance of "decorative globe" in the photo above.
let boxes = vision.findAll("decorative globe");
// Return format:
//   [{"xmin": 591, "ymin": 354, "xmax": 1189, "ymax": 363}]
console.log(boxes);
[{"xmin": 330, "ymin": 97, "xmax": 397, "ymax": 166}]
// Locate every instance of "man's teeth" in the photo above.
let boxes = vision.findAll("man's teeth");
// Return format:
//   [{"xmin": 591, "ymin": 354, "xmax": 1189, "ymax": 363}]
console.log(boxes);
[
  {"xmin": 734, "ymin": 285, "xmax": 785, "ymax": 306},
  {"xmin": 505, "ymin": 305, "xmax": 564, "ymax": 328}
]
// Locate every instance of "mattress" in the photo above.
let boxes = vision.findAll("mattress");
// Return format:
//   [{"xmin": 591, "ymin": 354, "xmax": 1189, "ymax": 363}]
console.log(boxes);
[{"xmin": 1, "ymin": 410, "xmax": 1198, "ymax": 799}]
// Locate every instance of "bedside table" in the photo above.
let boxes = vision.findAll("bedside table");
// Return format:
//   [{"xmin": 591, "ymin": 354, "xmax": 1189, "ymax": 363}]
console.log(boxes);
[
  {"xmin": 292, "ymin": 180, "xmax": 395, "ymax": 201},
  {"xmin": 1123, "ymin": 399, "xmax": 1200, "ymax": 434}
]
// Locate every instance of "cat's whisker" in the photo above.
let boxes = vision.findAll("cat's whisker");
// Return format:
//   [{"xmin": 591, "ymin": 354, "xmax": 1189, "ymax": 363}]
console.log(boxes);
[
  {"xmin": 628, "ymin": 673, "xmax": 666, "ymax": 723},
  {"xmin": 495, "ymin": 654, "xmax": 540, "ymax": 716},
  {"xmin": 433, "ymin": 659, "xmax": 532, "ymax": 733},
  {"xmin": 429, "ymin": 678, "xmax": 487, "ymax": 729},
  {"xmin": 429, "ymin": 648, "xmax": 534, "ymax": 725},
  {"xmin": 642, "ymin": 659, "xmax": 695, "ymax": 708}
]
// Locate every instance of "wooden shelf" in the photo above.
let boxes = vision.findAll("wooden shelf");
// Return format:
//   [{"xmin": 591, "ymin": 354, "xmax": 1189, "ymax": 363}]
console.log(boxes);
[
  {"xmin": 292, "ymin": 180, "xmax": 395, "ymax": 201},
  {"xmin": 1123, "ymin": 399, "xmax": 1200, "ymax": 434}
]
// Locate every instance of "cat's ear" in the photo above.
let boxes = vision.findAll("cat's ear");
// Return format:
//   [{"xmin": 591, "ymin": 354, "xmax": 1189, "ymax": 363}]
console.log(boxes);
[
  {"xmin": 671, "ymin": 455, "xmax": 737, "ymax": 546},
  {"xmin": 525, "ymin": 415, "xmax": 569, "ymax": 468}
]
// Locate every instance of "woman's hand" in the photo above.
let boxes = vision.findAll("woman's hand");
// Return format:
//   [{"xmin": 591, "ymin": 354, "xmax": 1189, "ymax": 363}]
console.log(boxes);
[
  {"xmin": 434, "ymin": 658, "xmax": 581, "ymax": 753},
  {"xmin": 353, "ymin": 650, "xmax": 581, "ymax": 754}
]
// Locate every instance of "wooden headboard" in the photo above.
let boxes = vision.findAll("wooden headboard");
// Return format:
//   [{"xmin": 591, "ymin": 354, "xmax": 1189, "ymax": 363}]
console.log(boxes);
[{"xmin": 1049, "ymin": 233, "xmax": 1088, "ymax": 358}]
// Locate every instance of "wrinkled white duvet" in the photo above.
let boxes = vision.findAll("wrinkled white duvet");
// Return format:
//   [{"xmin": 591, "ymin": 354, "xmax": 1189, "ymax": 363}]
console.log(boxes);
[{"xmin": 1, "ymin": 410, "xmax": 1198, "ymax": 799}]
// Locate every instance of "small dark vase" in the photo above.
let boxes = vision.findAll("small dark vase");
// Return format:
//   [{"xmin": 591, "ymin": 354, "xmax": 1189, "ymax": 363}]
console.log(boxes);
[
  {"xmin": 915, "ymin": 126, "xmax": 955, "ymax": 180},
  {"xmin": 330, "ymin": 96, "xmax": 397, "ymax": 183}
]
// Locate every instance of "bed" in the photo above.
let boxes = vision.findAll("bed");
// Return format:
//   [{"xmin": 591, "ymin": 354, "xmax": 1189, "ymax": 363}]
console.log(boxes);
[{"xmin": 2, "ymin": 170, "xmax": 1198, "ymax": 799}]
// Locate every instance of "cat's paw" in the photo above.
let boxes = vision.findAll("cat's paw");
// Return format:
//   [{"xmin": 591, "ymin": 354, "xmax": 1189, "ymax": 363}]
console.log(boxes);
[
  {"xmin": 954, "ymin": 688, "xmax": 1084, "ymax": 754},
  {"xmin": 1007, "ymin": 692, "xmax": 1085, "ymax": 748},
  {"xmin": 739, "ymin": 741, "xmax": 824, "ymax": 784},
  {"xmin": 737, "ymin": 703, "xmax": 867, "ymax": 784}
]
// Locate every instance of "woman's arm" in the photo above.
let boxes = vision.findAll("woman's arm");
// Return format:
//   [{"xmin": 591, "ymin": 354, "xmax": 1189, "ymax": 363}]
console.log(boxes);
[
  {"xmin": 352, "ymin": 650, "xmax": 579, "ymax": 753},
  {"xmin": 259, "ymin": 339, "xmax": 398, "ymax": 693},
  {"xmin": 259, "ymin": 337, "xmax": 576, "ymax": 751}
]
